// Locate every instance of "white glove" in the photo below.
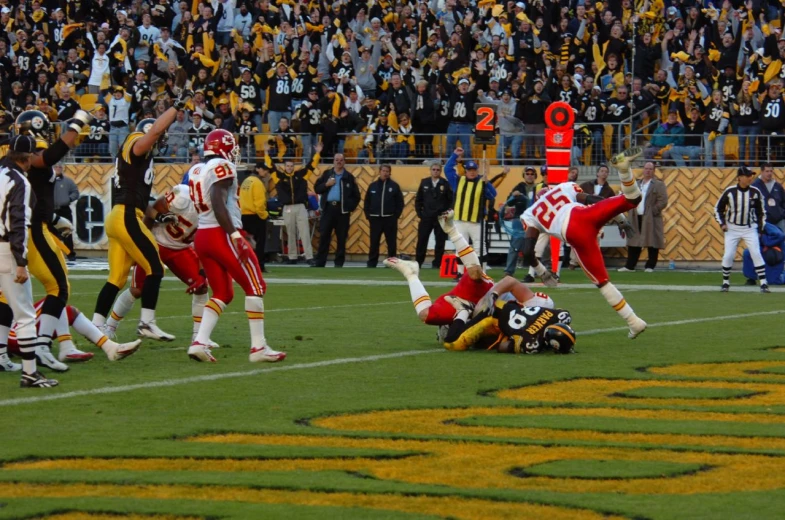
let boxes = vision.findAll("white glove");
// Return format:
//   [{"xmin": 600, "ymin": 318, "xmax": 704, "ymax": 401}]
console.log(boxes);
[
  {"xmin": 472, "ymin": 290, "xmax": 499, "ymax": 317},
  {"xmin": 541, "ymin": 270, "xmax": 559, "ymax": 288},
  {"xmin": 53, "ymin": 216, "xmax": 73, "ymax": 237}
]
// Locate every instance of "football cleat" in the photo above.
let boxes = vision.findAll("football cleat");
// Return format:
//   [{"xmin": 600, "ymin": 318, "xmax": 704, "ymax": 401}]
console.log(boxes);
[
  {"xmin": 137, "ymin": 320, "xmax": 175, "ymax": 341},
  {"xmin": 102, "ymin": 324, "xmax": 118, "ymax": 340},
  {"xmin": 383, "ymin": 257, "xmax": 420, "ymax": 279},
  {"xmin": 192, "ymin": 332, "xmax": 220, "ymax": 349},
  {"xmin": 610, "ymin": 146, "xmax": 643, "ymax": 170},
  {"xmin": 541, "ymin": 270, "xmax": 559, "ymax": 287},
  {"xmin": 436, "ymin": 325, "xmax": 449, "ymax": 344},
  {"xmin": 0, "ymin": 352, "xmax": 21, "ymax": 372},
  {"xmin": 444, "ymin": 295, "xmax": 474, "ymax": 313},
  {"xmin": 720, "ymin": 284, "xmax": 730, "ymax": 292},
  {"xmin": 104, "ymin": 339, "xmax": 142, "ymax": 361},
  {"xmin": 36, "ymin": 345, "xmax": 69, "ymax": 372},
  {"xmin": 617, "ymin": 267, "xmax": 634, "ymax": 272},
  {"xmin": 544, "ymin": 323, "xmax": 577, "ymax": 353},
  {"xmin": 188, "ymin": 342, "xmax": 217, "ymax": 363},
  {"xmin": 761, "ymin": 284, "xmax": 771, "ymax": 294},
  {"xmin": 58, "ymin": 347, "xmax": 94, "ymax": 363},
  {"xmin": 628, "ymin": 317, "xmax": 647, "ymax": 339},
  {"xmin": 438, "ymin": 209, "xmax": 455, "ymax": 233},
  {"xmin": 249, "ymin": 345, "xmax": 286, "ymax": 363},
  {"xmin": 20, "ymin": 371, "xmax": 59, "ymax": 388}
]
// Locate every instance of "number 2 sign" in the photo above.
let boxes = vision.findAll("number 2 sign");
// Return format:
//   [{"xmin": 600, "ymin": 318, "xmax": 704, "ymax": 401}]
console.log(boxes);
[{"xmin": 474, "ymin": 104, "xmax": 497, "ymax": 145}]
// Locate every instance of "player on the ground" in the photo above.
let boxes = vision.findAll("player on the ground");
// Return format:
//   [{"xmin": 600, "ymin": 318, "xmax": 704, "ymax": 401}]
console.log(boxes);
[
  {"xmin": 5, "ymin": 300, "xmax": 142, "ymax": 364},
  {"xmin": 442, "ymin": 295, "xmax": 576, "ymax": 354},
  {"xmin": 3, "ymin": 109, "xmax": 94, "ymax": 372},
  {"xmin": 103, "ymin": 184, "xmax": 218, "ymax": 346},
  {"xmin": 92, "ymin": 90, "xmax": 192, "ymax": 341},
  {"xmin": 521, "ymin": 147, "xmax": 647, "ymax": 339},
  {"xmin": 186, "ymin": 128, "xmax": 286, "ymax": 364},
  {"xmin": 384, "ymin": 211, "xmax": 553, "ymax": 335}
]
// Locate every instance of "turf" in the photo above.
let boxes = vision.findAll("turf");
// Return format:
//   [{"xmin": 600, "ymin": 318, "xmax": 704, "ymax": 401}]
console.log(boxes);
[{"xmin": 0, "ymin": 266, "xmax": 783, "ymax": 519}]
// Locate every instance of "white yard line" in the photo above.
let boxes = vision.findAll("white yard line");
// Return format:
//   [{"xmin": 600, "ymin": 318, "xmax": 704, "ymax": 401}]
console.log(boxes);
[{"xmin": 1, "ymin": 309, "xmax": 782, "ymax": 408}]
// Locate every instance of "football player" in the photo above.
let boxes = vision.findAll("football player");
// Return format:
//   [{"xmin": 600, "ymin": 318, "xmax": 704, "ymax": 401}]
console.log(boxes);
[
  {"xmin": 384, "ymin": 210, "xmax": 553, "ymax": 331},
  {"xmin": 2, "ymin": 108, "xmax": 94, "ymax": 373},
  {"xmin": 443, "ymin": 295, "xmax": 575, "ymax": 354},
  {"xmin": 92, "ymin": 89, "xmax": 193, "ymax": 341},
  {"xmin": 103, "ymin": 184, "xmax": 217, "ymax": 348},
  {"xmin": 186, "ymin": 129, "xmax": 285, "ymax": 364},
  {"xmin": 521, "ymin": 147, "xmax": 647, "ymax": 339},
  {"xmin": 4, "ymin": 300, "xmax": 142, "ymax": 365}
]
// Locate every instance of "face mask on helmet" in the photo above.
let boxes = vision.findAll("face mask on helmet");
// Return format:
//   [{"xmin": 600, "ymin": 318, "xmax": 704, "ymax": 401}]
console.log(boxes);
[
  {"xmin": 15, "ymin": 110, "xmax": 50, "ymax": 141},
  {"xmin": 543, "ymin": 323, "xmax": 576, "ymax": 354}
]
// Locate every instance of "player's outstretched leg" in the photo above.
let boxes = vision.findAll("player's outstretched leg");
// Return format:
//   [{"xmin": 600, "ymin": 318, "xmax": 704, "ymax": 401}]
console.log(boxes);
[
  {"xmin": 438, "ymin": 210, "xmax": 482, "ymax": 278},
  {"xmin": 105, "ymin": 288, "xmax": 138, "ymax": 339},
  {"xmin": 598, "ymin": 282, "xmax": 647, "ymax": 339},
  {"xmin": 69, "ymin": 306, "xmax": 142, "ymax": 360},
  {"xmin": 55, "ymin": 307, "xmax": 94, "ymax": 363},
  {"xmin": 191, "ymin": 292, "xmax": 219, "ymax": 348},
  {"xmin": 384, "ymin": 257, "xmax": 433, "ymax": 322},
  {"xmin": 611, "ymin": 146, "xmax": 643, "ymax": 200},
  {"xmin": 246, "ymin": 296, "xmax": 286, "ymax": 363}
]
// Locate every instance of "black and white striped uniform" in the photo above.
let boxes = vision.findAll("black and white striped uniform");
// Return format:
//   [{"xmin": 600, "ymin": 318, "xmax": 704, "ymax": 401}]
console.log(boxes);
[
  {"xmin": 0, "ymin": 159, "xmax": 40, "ymax": 364},
  {"xmin": 714, "ymin": 184, "xmax": 767, "ymax": 283}
]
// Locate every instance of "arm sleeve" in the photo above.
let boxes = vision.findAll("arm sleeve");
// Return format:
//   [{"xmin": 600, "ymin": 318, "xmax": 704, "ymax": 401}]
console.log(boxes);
[
  {"xmin": 8, "ymin": 180, "xmax": 29, "ymax": 267},
  {"xmin": 443, "ymin": 152, "xmax": 459, "ymax": 189},
  {"xmin": 68, "ymin": 179, "xmax": 79, "ymax": 202},
  {"xmin": 715, "ymin": 189, "xmax": 728, "ymax": 225},
  {"xmin": 252, "ymin": 179, "xmax": 268, "ymax": 219},
  {"xmin": 415, "ymin": 183, "xmax": 424, "ymax": 217}
]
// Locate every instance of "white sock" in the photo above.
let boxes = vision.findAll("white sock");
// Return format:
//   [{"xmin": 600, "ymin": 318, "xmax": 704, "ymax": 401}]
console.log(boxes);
[
  {"xmin": 195, "ymin": 298, "xmax": 225, "ymax": 345},
  {"xmin": 192, "ymin": 292, "xmax": 208, "ymax": 336},
  {"xmin": 107, "ymin": 289, "xmax": 137, "ymax": 329},
  {"xmin": 599, "ymin": 283, "xmax": 638, "ymax": 325},
  {"xmin": 91, "ymin": 313, "xmax": 106, "ymax": 327},
  {"xmin": 0, "ymin": 324, "xmax": 10, "ymax": 346},
  {"xmin": 37, "ymin": 312, "xmax": 58, "ymax": 349},
  {"xmin": 455, "ymin": 309, "xmax": 469, "ymax": 322},
  {"xmin": 448, "ymin": 228, "xmax": 480, "ymax": 268},
  {"xmin": 407, "ymin": 276, "xmax": 432, "ymax": 316},
  {"xmin": 245, "ymin": 296, "xmax": 266, "ymax": 348},
  {"xmin": 140, "ymin": 308, "xmax": 155, "ymax": 323},
  {"xmin": 616, "ymin": 164, "xmax": 641, "ymax": 200},
  {"xmin": 533, "ymin": 263, "xmax": 547, "ymax": 276},
  {"xmin": 73, "ymin": 311, "xmax": 108, "ymax": 347},
  {"xmin": 55, "ymin": 308, "xmax": 75, "ymax": 353}
]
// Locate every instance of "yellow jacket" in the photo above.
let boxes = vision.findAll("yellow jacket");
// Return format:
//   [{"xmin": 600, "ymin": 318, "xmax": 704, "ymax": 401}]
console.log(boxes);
[{"xmin": 240, "ymin": 175, "xmax": 269, "ymax": 219}]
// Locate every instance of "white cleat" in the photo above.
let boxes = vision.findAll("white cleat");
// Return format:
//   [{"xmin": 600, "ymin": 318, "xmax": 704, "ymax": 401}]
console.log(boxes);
[
  {"xmin": 628, "ymin": 318, "xmax": 647, "ymax": 339},
  {"xmin": 102, "ymin": 325, "xmax": 117, "ymax": 340},
  {"xmin": 35, "ymin": 346, "xmax": 69, "ymax": 372},
  {"xmin": 444, "ymin": 295, "xmax": 473, "ymax": 313},
  {"xmin": 249, "ymin": 345, "xmax": 286, "ymax": 363},
  {"xmin": 610, "ymin": 146, "xmax": 643, "ymax": 171},
  {"xmin": 383, "ymin": 257, "xmax": 420, "ymax": 278},
  {"xmin": 188, "ymin": 343, "xmax": 216, "ymax": 363},
  {"xmin": 436, "ymin": 325, "xmax": 449, "ymax": 344},
  {"xmin": 438, "ymin": 209, "xmax": 455, "ymax": 233},
  {"xmin": 192, "ymin": 332, "xmax": 220, "ymax": 349},
  {"xmin": 58, "ymin": 347, "xmax": 94, "ymax": 363},
  {"xmin": 103, "ymin": 339, "xmax": 142, "ymax": 361},
  {"xmin": 0, "ymin": 352, "xmax": 21, "ymax": 372},
  {"xmin": 137, "ymin": 320, "xmax": 176, "ymax": 341}
]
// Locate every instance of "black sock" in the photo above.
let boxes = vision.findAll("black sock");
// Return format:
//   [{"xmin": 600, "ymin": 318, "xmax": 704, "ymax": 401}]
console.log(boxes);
[
  {"xmin": 140, "ymin": 274, "xmax": 162, "ymax": 311},
  {"xmin": 94, "ymin": 282, "xmax": 121, "ymax": 318}
]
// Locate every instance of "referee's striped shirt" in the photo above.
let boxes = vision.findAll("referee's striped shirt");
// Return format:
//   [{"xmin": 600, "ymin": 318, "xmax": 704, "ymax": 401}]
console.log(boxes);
[
  {"xmin": 0, "ymin": 159, "xmax": 34, "ymax": 267},
  {"xmin": 714, "ymin": 185, "xmax": 766, "ymax": 231}
]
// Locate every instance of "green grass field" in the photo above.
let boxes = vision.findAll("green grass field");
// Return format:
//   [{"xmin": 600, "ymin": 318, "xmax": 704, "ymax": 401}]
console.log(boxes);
[{"xmin": 1, "ymin": 267, "xmax": 784, "ymax": 520}]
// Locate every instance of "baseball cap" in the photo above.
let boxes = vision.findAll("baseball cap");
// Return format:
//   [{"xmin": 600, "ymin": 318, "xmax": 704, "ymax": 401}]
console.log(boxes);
[
  {"xmin": 1, "ymin": 7, "xmax": 10, "ymax": 14},
  {"xmin": 737, "ymin": 166, "xmax": 754, "ymax": 176},
  {"xmin": 217, "ymin": 97, "xmax": 229, "ymax": 105},
  {"xmin": 10, "ymin": 135, "xmax": 35, "ymax": 153},
  {"xmin": 458, "ymin": 78, "xmax": 470, "ymax": 86},
  {"xmin": 464, "ymin": 160, "xmax": 479, "ymax": 170},
  {"xmin": 525, "ymin": 166, "xmax": 536, "ymax": 173}
]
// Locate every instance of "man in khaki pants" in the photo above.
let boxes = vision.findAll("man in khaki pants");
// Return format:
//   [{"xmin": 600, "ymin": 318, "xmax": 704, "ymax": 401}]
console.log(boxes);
[{"xmin": 263, "ymin": 141, "xmax": 322, "ymax": 265}]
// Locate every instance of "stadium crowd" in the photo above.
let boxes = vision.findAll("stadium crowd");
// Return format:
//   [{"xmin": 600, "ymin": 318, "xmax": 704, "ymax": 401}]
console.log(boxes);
[{"xmin": 3, "ymin": 0, "xmax": 785, "ymax": 165}]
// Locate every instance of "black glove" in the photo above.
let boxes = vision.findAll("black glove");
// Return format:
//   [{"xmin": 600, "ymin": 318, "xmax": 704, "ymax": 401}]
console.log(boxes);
[
  {"xmin": 173, "ymin": 89, "xmax": 194, "ymax": 110},
  {"xmin": 154, "ymin": 212, "xmax": 177, "ymax": 224}
]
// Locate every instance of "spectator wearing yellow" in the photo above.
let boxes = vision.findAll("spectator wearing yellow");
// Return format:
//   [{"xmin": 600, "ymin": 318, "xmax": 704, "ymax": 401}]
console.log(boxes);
[{"xmin": 240, "ymin": 164, "xmax": 271, "ymax": 272}]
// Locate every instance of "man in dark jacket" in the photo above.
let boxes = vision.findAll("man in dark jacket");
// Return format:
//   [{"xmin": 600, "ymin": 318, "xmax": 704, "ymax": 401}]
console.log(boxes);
[
  {"xmin": 579, "ymin": 164, "xmax": 616, "ymax": 199},
  {"xmin": 415, "ymin": 162, "xmax": 453, "ymax": 267},
  {"xmin": 753, "ymin": 163, "xmax": 785, "ymax": 233},
  {"xmin": 264, "ymin": 142, "xmax": 323, "ymax": 265},
  {"xmin": 364, "ymin": 165, "xmax": 405, "ymax": 268},
  {"xmin": 313, "ymin": 153, "xmax": 361, "ymax": 267}
]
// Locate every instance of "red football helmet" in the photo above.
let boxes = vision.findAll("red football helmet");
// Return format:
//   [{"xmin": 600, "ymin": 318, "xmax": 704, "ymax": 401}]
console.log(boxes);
[{"xmin": 203, "ymin": 129, "xmax": 240, "ymax": 162}]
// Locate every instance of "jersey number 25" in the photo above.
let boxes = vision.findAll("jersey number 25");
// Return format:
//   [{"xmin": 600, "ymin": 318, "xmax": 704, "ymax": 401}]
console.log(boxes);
[{"xmin": 532, "ymin": 191, "xmax": 571, "ymax": 228}]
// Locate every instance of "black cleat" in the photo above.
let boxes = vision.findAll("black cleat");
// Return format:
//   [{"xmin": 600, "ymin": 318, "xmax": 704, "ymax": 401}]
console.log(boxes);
[
  {"xmin": 720, "ymin": 284, "xmax": 729, "ymax": 292},
  {"xmin": 522, "ymin": 275, "xmax": 535, "ymax": 283},
  {"xmin": 761, "ymin": 284, "xmax": 771, "ymax": 294},
  {"xmin": 20, "ymin": 371, "xmax": 59, "ymax": 388}
]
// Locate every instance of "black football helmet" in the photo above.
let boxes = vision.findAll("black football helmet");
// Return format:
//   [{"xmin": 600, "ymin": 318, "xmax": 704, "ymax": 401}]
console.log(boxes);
[
  {"xmin": 15, "ymin": 110, "xmax": 50, "ymax": 140},
  {"xmin": 543, "ymin": 323, "xmax": 576, "ymax": 354},
  {"xmin": 135, "ymin": 118, "xmax": 167, "ymax": 151}
]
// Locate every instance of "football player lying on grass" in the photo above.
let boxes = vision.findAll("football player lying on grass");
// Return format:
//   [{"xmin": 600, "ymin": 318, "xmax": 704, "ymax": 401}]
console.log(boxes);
[
  {"xmin": 384, "ymin": 210, "xmax": 553, "ymax": 337},
  {"xmin": 441, "ymin": 282, "xmax": 576, "ymax": 354},
  {"xmin": 2, "ymin": 300, "xmax": 141, "ymax": 372}
]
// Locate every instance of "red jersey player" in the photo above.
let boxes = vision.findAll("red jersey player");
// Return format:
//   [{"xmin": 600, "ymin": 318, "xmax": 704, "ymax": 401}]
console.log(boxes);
[
  {"xmin": 186, "ymin": 129, "xmax": 285, "ymax": 363},
  {"xmin": 521, "ymin": 147, "xmax": 647, "ymax": 339},
  {"xmin": 104, "ymin": 184, "xmax": 216, "ymax": 347}
]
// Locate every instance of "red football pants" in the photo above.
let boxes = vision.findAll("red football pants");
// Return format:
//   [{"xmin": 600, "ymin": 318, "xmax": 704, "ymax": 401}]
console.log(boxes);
[
  {"xmin": 133, "ymin": 245, "xmax": 203, "ymax": 289},
  {"xmin": 425, "ymin": 272, "xmax": 494, "ymax": 326},
  {"xmin": 565, "ymin": 194, "xmax": 636, "ymax": 286},
  {"xmin": 194, "ymin": 227, "xmax": 266, "ymax": 304}
]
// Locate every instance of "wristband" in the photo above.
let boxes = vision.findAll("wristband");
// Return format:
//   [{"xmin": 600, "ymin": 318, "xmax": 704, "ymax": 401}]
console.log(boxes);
[{"xmin": 231, "ymin": 231, "xmax": 243, "ymax": 240}]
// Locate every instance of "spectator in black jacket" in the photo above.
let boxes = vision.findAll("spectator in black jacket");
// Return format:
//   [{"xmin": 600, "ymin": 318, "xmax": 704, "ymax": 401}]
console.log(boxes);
[
  {"xmin": 313, "ymin": 154, "xmax": 361, "ymax": 268},
  {"xmin": 264, "ymin": 142, "xmax": 323, "ymax": 266},
  {"xmin": 364, "ymin": 165, "xmax": 404, "ymax": 268},
  {"xmin": 412, "ymin": 80, "xmax": 437, "ymax": 158},
  {"xmin": 753, "ymin": 163, "xmax": 785, "ymax": 233},
  {"xmin": 415, "ymin": 162, "xmax": 453, "ymax": 268}
]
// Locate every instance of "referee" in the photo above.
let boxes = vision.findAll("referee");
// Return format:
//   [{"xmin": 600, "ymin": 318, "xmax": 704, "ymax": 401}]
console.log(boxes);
[
  {"xmin": 0, "ymin": 135, "xmax": 58, "ymax": 387},
  {"xmin": 714, "ymin": 166, "xmax": 770, "ymax": 293}
]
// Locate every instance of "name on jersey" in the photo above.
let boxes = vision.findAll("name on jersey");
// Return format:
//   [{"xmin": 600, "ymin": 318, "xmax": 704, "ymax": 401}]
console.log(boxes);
[{"xmin": 525, "ymin": 309, "xmax": 553, "ymax": 336}]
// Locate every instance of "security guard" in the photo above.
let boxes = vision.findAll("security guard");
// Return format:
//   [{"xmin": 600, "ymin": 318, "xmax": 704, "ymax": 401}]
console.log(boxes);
[
  {"xmin": 415, "ymin": 162, "xmax": 454, "ymax": 268},
  {"xmin": 92, "ymin": 89, "xmax": 193, "ymax": 340},
  {"xmin": 9, "ymin": 108, "xmax": 92, "ymax": 371},
  {"xmin": 364, "ymin": 164, "xmax": 404, "ymax": 268}
]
